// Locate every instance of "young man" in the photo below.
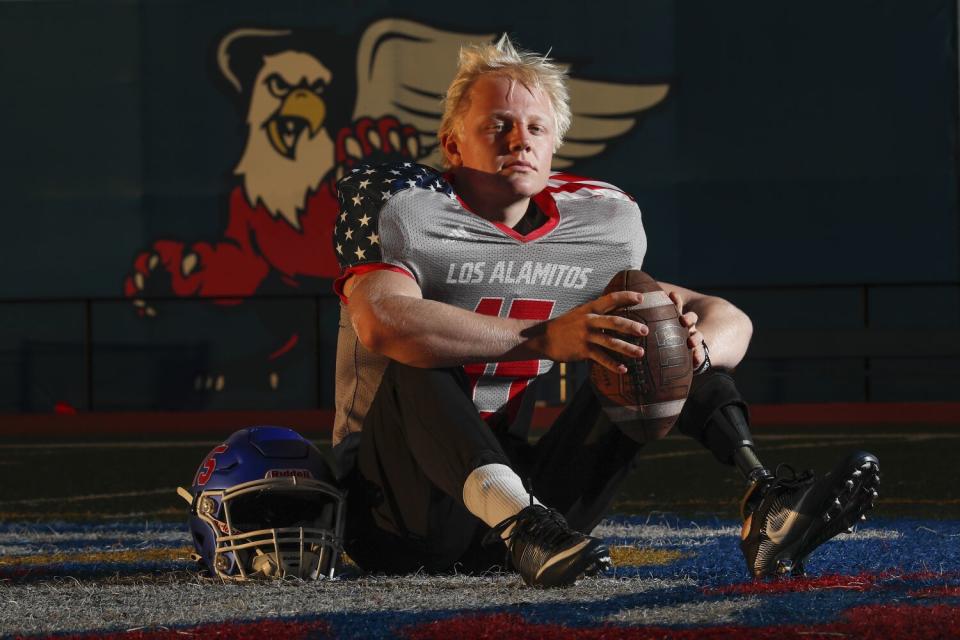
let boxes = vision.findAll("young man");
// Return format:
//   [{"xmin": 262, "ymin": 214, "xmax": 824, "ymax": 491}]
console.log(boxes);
[{"xmin": 331, "ymin": 36, "xmax": 880, "ymax": 587}]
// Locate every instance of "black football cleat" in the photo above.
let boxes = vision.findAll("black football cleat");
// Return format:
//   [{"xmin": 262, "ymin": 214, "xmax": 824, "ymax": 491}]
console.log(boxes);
[
  {"xmin": 483, "ymin": 505, "xmax": 611, "ymax": 587},
  {"xmin": 740, "ymin": 450, "xmax": 880, "ymax": 578}
]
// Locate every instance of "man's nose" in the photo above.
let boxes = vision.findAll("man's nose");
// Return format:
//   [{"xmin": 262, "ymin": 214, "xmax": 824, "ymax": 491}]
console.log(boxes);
[{"xmin": 508, "ymin": 127, "xmax": 531, "ymax": 152}]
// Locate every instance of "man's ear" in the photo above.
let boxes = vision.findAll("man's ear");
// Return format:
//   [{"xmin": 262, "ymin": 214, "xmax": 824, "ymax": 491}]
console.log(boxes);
[{"xmin": 441, "ymin": 133, "xmax": 462, "ymax": 167}]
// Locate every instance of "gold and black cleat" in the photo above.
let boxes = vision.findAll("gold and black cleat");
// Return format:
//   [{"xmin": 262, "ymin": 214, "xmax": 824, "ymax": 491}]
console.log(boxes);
[{"xmin": 740, "ymin": 451, "xmax": 881, "ymax": 578}]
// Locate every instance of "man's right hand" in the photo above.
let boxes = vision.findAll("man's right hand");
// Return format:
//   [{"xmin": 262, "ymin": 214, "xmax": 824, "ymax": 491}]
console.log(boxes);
[
  {"xmin": 346, "ymin": 271, "xmax": 650, "ymax": 373},
  {"xmin": 525, "ymin": 291, "xmax": 649, "ymax": 374}
]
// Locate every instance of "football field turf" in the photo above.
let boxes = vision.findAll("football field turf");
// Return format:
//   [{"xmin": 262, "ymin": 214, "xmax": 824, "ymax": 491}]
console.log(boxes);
[
  {"xmin": 2, "ymin": 424, "xmax": 956, "ymax": 521},
  {"xmin": 1, "ymin": 423, "xmax": 958, "ymax": 637}
]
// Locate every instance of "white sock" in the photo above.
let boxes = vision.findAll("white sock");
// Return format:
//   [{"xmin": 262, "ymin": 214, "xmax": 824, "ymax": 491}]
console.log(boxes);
[{"xmin": 462, "ymin": 463, "xmax": 541, "ymax": 540}]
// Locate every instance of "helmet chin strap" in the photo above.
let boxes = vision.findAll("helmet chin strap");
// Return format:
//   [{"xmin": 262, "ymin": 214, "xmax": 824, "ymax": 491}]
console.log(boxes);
[
  {"xmin": 252, "ymin": 549, "xmax": 281, "ymax": 577},
  {"xmin": 250, "ymin": 546, "xmax": 324, "ymax": 579}
]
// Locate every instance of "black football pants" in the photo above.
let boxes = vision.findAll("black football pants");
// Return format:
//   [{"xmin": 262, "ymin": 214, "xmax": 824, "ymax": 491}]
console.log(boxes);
[{"xmin": 339, "ymin": 362, "xmax": 747, "ymax": 574}]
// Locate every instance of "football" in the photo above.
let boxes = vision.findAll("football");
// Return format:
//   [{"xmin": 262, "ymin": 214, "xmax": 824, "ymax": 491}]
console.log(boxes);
[{"xmin": 589, "ymin": 270, "xmax": 693, "ymax": 443}]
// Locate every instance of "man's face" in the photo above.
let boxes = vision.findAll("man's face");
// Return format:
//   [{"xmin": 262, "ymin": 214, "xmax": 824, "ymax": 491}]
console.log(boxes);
[{"xmin": 447, "ymin": 74, "xmax": 555, "ymax": 200}]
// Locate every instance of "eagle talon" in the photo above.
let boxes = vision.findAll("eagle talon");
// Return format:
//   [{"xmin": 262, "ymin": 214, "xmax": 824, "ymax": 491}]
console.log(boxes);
[
  {"xmin": 344, "ymin": 136, "xmax": 363, "ymax": 161},
  {"xmin": 182, "ymin": 253, "xmax": 199, "ymax": 276}
]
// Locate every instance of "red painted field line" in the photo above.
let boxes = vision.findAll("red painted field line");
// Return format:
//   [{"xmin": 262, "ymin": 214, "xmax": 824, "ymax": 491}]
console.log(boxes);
[{"xmin": 1, "ymin": 402, "xmax": 959, "ymax": 438}]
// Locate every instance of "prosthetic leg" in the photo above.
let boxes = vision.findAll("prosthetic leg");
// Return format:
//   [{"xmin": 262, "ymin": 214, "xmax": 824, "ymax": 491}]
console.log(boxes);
[
  {"xmin": 675, "ymin": 369, "xmax": 881, "ymax": 577},
  {"xmin": 674, "ymin": 369, "xmax": 773, "ymax": 516}
]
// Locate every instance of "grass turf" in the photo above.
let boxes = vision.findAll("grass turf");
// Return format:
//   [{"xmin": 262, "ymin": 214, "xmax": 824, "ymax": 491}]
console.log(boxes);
[
  {"xmin": 0, "ymin": 518, "xmax": 958, "ymax": 637},
  {"xmin": 0, "ymin": 424, "xmax": 957, "ymax": 637}
]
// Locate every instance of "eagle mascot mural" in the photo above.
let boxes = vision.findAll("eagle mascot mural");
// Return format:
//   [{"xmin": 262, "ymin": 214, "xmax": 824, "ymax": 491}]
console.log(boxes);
[{"xmin": 123, "ymin": 19, "xmax": 668, "ymax": 395}]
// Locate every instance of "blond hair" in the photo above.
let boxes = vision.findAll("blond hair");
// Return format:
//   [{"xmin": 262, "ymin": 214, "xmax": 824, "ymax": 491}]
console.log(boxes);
[{"xmin": 438, "ymin": 34, "xmax": 570, "ymax": 166}]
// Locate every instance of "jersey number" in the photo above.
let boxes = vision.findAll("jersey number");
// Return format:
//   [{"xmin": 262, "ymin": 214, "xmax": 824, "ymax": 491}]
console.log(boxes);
[{"xmin": 464, "ymin": 297, "xmax": 556, "ymax": 419}]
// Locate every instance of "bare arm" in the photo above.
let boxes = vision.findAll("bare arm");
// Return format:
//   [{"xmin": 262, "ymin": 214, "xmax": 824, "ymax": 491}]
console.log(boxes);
[
  {"xmin": 344, "ymin": 269, "xmax": 649, "ymax": 372},
  {"xmin": 657, "ymin": 281, "xmax": 753, "ymax": 370}
]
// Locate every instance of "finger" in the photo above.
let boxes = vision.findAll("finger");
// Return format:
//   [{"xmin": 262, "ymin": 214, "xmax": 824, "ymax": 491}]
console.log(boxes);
[
  {"xmin": 690, "ymin": 341, "xmax": 704, "ymax": 367},
  {"xmin": 591, "ymin": 290, "xmax": 643, "ymax": 314},
  {"xmin": 588, "ymin": 346, "xmax": 628, "ymax": 374},
  {"xmin": 590, "ymin": 314, "xmax": 648, "ymax": 337},
  {"xmin": 687, "ymin": 329, "xmax": 703, "ymax": 350},
  {"xmin": 669, "ymin": 291, "xmax": 684, "ymax": 314},
  {"xmin": 590, "ymin": 332, "xmax": 645, "ymax": 360},
  {"xmin": 679, "ymin": 311, "xmax": 699, "ymax": 327}
]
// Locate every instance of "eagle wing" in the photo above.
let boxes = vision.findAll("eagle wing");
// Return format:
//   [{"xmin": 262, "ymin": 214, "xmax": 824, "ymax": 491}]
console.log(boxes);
[
  {"xmin": 554, "ymin": 77, "xmax": 669, "ymax": 169},
  {"xmin": 354, "ymin": 19, "xmax": 495, "ymax": 168},
  {"xmin": 354, "ymin": 20, "xmax": 669, "ymax": 171}
]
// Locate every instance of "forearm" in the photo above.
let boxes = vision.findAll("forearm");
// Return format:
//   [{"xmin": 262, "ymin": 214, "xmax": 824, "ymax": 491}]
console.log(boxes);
[
  {"xmin": 348, "ymin": 270, "xmax": 647, "ymax": 373},
  {"xmin": 687, "ymin": 297, "xmax": 753, "ymax": 369},
  {"xmin": 352, "ymin": 293, "xmax": 539, "ymax": 368}
]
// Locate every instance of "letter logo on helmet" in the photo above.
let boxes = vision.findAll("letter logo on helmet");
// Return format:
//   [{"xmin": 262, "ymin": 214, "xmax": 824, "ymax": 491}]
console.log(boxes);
[{"xmin": 176, "ymin": 426, "xmax": 346, "ymax": 580}]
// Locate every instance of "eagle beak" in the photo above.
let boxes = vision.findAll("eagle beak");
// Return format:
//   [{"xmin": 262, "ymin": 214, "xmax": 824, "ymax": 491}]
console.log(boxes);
[{"xmin": 265, "ymin": 89, "xmax": 326, "ymax": 160}]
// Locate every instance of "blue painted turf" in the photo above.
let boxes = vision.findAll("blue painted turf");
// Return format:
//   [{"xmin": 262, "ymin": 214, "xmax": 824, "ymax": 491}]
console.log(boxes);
[{"xmin": 5, "ymin": 518, "xmax": 960, "ymax": 637}]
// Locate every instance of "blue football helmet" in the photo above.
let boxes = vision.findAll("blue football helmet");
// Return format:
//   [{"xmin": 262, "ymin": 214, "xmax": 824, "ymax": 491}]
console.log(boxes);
[{"xmin": 177, "ymin": 426, "xmax": 346, "ymax": 580}]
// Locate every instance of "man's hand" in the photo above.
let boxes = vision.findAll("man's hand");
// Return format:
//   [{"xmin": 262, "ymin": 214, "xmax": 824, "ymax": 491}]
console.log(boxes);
[
  {"xmin": 346, "ymin": 272, "xmax": 657, "ymax": 372},
  {"xmin": 525, "ymin": 291, "xmax": 649, "ymax": 374},
  {"xmin": 668, "ymin": 291, "xmax": 707, "ymax": 369}
]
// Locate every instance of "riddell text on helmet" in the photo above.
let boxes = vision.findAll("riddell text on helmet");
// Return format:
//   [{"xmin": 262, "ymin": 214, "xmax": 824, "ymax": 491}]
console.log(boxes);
[
  {"xmin": 445, "ymin": 261, "xmax": 593, "ymax": 289},
  {"xmin": 264, "ymin": 469, "xmax": 314, "ymax": 479}
]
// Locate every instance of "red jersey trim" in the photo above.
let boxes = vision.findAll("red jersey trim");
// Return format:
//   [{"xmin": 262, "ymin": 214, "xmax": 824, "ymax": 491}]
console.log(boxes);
[
  {"xmin": 545, "ymin": 172, "xmax": 635, "ymax": 201},
  {"xmin": 443, "ymin": 172, "xmax": 561, "ymax": 244},
  {"xmin": 333, "ymin": 263, "xmax": 415, "ymax": 304}
]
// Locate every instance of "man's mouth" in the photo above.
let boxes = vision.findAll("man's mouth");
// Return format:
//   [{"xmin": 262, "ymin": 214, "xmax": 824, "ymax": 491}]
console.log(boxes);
[{"xmin": 503, "ymin": 160, "xmax": 535, "ymax": 172}]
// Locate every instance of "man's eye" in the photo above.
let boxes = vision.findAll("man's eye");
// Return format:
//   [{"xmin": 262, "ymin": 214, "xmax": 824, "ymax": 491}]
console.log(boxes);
[{"xmin": 530, "ymin": 125, "xmax": 546, "ymax": 134}]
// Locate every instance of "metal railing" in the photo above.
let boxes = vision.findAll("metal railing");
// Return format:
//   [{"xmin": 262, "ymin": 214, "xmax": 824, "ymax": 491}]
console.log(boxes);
[{"xmin": 1, "ymin": 281, "xmax": 959, "ymax": 412}]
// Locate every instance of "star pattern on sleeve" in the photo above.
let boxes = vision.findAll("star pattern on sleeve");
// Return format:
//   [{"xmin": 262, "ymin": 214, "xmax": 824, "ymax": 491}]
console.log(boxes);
[{"xmin": 334, "ymin": 162, "xmax": 454, "ymax": 269}]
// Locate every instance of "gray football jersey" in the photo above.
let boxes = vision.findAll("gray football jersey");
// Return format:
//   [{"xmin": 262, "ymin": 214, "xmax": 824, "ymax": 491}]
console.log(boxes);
[{"xmin": 332, "ymin": 162, "xmax": 647, "ymax": 446}]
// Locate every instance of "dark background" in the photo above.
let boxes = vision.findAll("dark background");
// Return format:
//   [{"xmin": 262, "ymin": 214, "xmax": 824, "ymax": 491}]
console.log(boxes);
[{"xmin": 0, "ymin": 0, "xmax": 957, "ymax": 412}]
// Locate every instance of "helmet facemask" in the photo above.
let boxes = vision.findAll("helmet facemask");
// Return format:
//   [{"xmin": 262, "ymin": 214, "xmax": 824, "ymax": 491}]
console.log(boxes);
[{"xmin": 191, "ymin": 477, "xmax": 345, "ymax": 580}]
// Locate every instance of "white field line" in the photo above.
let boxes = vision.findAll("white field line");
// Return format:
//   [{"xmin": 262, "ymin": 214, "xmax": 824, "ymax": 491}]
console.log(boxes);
[
  {"xmin": 592, "ymin": 522, "xmax": 902, "ymax": 542},
  {"xmin": 639, "ymin": 440, "xmax": 869, "ymax": 460},
  {"xmin": 751, "ymin": 432, "xmax": 960, "ymax": 442},
  {"xmin": 0, "ymin": 530, "xmax": 188, "ymax": 548},
  {"xmin": 0, "ymin": 508, "xmax": 185, "ymax": 520},
  {"xmin": 0, "ymin": 488, "xmax": 176, "ymax": 506},
  {"xmin": 639, "ymin": 434, "xmax": 960, "ymax": 461},
  {"xmin": 3, "ymin": 520, "xmax": 900, "ymax": 545},
  {"xmin": 0, "ymin": 441, "xmax": 221, "ymax": 450}
]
